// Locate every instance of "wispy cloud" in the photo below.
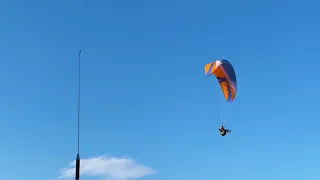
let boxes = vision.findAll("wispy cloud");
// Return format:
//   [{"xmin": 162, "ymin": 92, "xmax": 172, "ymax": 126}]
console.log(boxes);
[{"xmin": 51, "ymin": 155, "xmax": 156, "ymax": 180}]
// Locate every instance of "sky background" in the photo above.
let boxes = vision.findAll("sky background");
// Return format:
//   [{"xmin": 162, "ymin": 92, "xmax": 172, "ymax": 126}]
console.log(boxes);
[{"xmin": 0, "ymin": 0, "xmax": 320, "ymax": 180}]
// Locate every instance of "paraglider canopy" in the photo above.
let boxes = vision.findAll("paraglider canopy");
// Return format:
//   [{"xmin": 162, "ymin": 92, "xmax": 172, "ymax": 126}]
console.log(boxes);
[{"xmin": 204, "ymin": 60, "xmax": 237, "ymax": 102}]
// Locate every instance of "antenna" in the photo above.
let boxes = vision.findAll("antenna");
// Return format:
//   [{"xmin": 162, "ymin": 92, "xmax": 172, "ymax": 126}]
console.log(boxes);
[
  {"xmin": 78, "ymin": 50, "xmax": 81, "ymax": 155},
  {"xmin": 75, "ymin": 50, "xmax": 81, "ymax": 180}
]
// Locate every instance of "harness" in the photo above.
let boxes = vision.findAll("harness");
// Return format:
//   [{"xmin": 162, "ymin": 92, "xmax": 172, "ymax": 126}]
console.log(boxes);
[{"xmin": 220, "ymin": 130, "xmax": 226, "ymax": 136}]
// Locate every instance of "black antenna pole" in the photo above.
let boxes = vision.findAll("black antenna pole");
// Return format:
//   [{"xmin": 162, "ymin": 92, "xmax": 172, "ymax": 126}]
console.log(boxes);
[{"xmin": 75, "ymin": 50, "xmax": 81, "ymax": 180}]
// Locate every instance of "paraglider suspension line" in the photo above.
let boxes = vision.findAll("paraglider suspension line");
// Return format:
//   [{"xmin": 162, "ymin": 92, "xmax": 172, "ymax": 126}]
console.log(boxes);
[{"xmin": 220, "ymin": 91, "xmax": 225, "ymax": 126}]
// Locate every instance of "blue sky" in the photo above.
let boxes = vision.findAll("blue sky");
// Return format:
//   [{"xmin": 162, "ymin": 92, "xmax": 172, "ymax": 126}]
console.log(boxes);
[{"xmin": 0, "ymin": 0, "xmax": 320, "ymax": 179}]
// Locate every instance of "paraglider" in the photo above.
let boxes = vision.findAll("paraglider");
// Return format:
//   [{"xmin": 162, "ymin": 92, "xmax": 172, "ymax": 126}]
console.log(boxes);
[
  {"xmin": 204, "ymin": 59, "xmax": 237, "ymax": 136},
  {"xmin": 218, "ymin": 125, "xmax": 231, "ymax": 136}
]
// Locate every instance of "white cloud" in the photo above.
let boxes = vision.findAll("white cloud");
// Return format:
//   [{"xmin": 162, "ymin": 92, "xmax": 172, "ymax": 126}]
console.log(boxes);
[{"xmin": 52, "ymin": 155, "xmax": 156, "ymax": 180}]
